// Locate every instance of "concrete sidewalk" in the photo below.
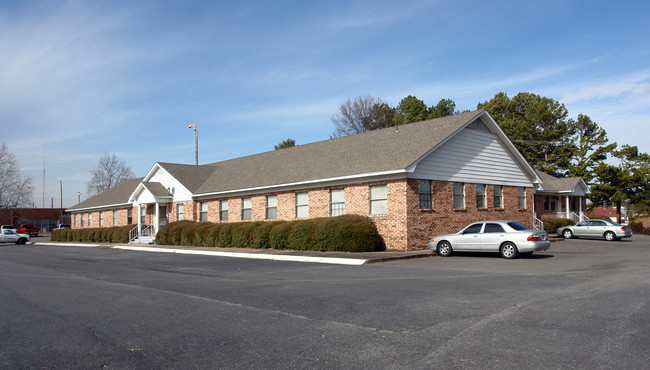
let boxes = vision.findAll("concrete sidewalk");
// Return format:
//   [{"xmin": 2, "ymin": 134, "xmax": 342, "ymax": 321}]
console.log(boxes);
[{"xmin": 32, "ymin": 241, "xmax": 434, "ymax": 265}]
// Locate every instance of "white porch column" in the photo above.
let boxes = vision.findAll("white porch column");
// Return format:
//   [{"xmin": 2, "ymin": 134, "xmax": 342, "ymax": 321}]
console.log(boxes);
[
  {"xmin": 137, "ymin": 204, "xmax": 142, "ymax": 233},
  {"xmin": 579, "ymin": 197, "xmax": 583, "ymax": 219},
  {"xmin": 154, "ymin": 202, "xmax": 160, "ymax": 234}
]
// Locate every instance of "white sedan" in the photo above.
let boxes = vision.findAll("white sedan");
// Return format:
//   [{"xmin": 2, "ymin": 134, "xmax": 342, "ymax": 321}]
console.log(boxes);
[{"xmin": 428, "ymin": 220, "xmax": 551, "ymax": 259}]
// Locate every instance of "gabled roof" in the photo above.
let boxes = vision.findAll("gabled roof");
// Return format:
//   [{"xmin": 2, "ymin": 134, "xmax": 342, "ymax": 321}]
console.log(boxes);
[
  {"xmin": 192, "ymin": 110, "xmax": 496, "ymax": 195},
  {"xmin": 535, "ymin": 170, "xmax": 590, "ymax": 194},
  {"xmin": 69, "ymin": 109, "xmax": 542, "ymax": 210},
  {"xmin": 68, "ymin": 178, "xmax": 143, "ymax": 211},
  {"xmin": 142, "ymin": 182, "xmax": 172, "ymax": 198}
]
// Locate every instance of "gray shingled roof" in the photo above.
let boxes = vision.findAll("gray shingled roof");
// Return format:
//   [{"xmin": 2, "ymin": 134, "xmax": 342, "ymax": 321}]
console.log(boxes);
[
  {"xmin": 69, "ymin": 178, "xmax": 143, "ymax": 211},
  {"xmin": 535, "ymin": 170, "xmax": 582, "ymax": 192},
  {"xmin": 69, "ymin": 109, "xmax": 493, "ymax": 210},
  {"xmin": 142, "ymin": 182, "xmax": 172, "ymax": 197},
  {"xmin": 193, "ymin": 110, "xmax": 485, "ymax": 195}
]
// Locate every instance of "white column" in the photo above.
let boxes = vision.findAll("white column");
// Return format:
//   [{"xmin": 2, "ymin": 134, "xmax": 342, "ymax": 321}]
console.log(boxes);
[
  {"xmin": 579, "ymin": 197, "xmax": 583, "ymax": 220},
  {"xmin": 566, "ymin": 196, "xmax": 570, "ymax": 218},
  {"xmin": 154, "ymin": 202, "xmax": 160, "ymax": 234},
  {"xmin": 137, "ymin": 204, "xmax": 142, "ymax": 233}
]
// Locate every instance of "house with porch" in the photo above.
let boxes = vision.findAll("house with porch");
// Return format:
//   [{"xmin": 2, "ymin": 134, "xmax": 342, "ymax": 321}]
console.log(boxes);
[
  {"xmin": 533, "ymin": 170, "xmax": 590, "ymax": 223},
  {"xmin": 68, "ymin": 109, "xmax": 580, "ymax": 250}
]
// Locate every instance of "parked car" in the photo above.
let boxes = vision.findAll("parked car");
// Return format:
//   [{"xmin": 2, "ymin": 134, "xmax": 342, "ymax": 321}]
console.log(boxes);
[
  {"xmin": 428, "ymin": 220, "xmax": 551, "ymax": 259},
  {"xmin": 556, "ymin": 219, "xmax": 632, "ymax": 241},
  {"xmin": 16, "ymin": 224, "xmax": 39, "ymax": 237},
  {"xmin": 52, "ymin": 224, "xmax": 70, "ymax": 231},
  {"xmin": 1, "ymin": 225, "xmax": 16, "ymax": 230},
  {"xmin": 0, "ymin": 228, "xmax": 29, "ymax": 245}
]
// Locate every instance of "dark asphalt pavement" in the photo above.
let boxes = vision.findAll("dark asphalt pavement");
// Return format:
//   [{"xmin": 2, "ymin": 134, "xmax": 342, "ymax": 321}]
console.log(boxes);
[{"xmin": 1, "ymin": 235, "xmax": 649, "ymax": 368}]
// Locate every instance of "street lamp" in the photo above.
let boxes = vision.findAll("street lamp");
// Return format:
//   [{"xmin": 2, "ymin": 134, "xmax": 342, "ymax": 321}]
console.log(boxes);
[{"xmin": 188, "ymin": 124, "xmax": 198, "ymax": 165}]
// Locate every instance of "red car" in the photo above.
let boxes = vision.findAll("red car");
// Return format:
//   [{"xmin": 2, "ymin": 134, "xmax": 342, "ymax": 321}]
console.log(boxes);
[{"xmin": 17, "ymin": 224, "xmax": 39, "ymax": 237}]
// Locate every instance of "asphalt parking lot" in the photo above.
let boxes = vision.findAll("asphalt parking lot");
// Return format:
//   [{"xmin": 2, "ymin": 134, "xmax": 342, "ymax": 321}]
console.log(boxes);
[{"xmin": 1, "ymin": 235, "xmax": 649, "ymax": 368}]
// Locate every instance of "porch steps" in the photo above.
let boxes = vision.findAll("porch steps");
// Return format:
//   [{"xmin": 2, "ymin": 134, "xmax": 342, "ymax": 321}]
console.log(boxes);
[{"xmin": 131, "ymin": 235, "xmax": 156, "ymax": 244}]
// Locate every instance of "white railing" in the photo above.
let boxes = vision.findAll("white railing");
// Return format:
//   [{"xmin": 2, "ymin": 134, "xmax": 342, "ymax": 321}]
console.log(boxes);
[
  {"xmin": 571, "ymin": 212, "xmax": 589, "ymax": 223},
  {"xmin": 533, "ymin": 216, "xmax": 544, "ymax": 231},
  {"xmin": 129, "ymin": 225, "xmax": 155, "ymax": 243}
]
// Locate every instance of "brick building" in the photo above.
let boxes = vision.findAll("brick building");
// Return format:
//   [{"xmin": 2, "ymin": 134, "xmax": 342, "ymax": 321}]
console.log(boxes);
[{"xmin": 68, "ymin": 110, "xmax": 584, "ymax": 250}]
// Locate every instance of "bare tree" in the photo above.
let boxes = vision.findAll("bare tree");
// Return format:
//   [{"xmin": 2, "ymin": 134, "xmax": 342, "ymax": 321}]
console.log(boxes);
[
  {"xmin": 331, "ymin": 95, "xmax": 395, "ymax": 137},
  {"xmin": 0, "ymin": 142, "xmax": 34, "ymax": 208},
  {"xmin": 87, "ymin": 152, "xmax": 135, "ymax": 195}
]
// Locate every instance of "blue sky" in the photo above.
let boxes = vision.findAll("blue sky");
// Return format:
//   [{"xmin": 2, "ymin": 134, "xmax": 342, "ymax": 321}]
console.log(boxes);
[{"xmin": 1, "ymin": 0, "xmax": 649, "ymax": 208}]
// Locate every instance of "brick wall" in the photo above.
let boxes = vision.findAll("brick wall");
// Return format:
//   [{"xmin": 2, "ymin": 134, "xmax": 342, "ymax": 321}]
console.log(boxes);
[{"xmin": 405, "ymin": 179, "xmax": 534, "ymax": 250}]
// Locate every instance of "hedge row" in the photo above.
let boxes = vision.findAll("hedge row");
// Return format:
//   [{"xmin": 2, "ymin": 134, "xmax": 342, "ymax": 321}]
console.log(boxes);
[
  {"xmin": 541, "ymin": 218, "xmax": 576, "ymax": 234},
  {"xmin": 50, "ymin": 226, "xmax": 132, "ymax": 243},
  {"xmin": 156, "ymin": 215, "xmax": 385, "ymax": 252},
  {"xmin": 629, "ymin": 218, "xmax": 650, "ymax": 235}
]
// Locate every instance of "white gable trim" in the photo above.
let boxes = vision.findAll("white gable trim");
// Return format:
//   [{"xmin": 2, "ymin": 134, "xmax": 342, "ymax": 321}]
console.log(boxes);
[{"xmin": 128, "ymin": 163, "xmax": 193, "ymax": 203}]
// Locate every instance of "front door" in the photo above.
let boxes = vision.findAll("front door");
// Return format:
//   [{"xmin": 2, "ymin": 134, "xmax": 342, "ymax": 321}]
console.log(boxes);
[{"xmin": 455, "ymin": 223, "xmax": 483, "ymax": 251}]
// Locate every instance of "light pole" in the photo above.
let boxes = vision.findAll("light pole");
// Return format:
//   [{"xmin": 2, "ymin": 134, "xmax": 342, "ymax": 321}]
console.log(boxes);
[{"xmin": 188, "ymin": 124, "xmax": 198, "ymax": 165}]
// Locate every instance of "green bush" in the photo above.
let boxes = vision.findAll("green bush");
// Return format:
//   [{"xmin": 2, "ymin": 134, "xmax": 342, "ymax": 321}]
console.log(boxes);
[
  {"xmin": 217, "ymin": 223, "xmax": 236, "ymax": 247},
  {"xmin": 251, "ymin": 221, "xmax": 284, "ymax": 249},
  {"xmin": 541, "ymin": 218, "xmax": 575, "ymax": 234},
  {"xmin": 193, "ymin": 223, "xmax": 215, "ymax": 246},
  {"xmin": 269, "ymin": 221, "xmax": 298, "ymax": 249},
  {"xmin": 155, "ymin": 216, "xmax": 384, "ymax": 252},
  {"xmin": 231, "ymin": 222, "xmax": 262, "ymax": 248}
]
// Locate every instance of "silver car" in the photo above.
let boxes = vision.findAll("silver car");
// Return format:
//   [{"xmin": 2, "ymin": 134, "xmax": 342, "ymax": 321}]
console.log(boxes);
[
  {"xmin": 556, "ymin": 219, "xmax": 632, "ymax": 241},
  {"xmin": 428, "ymin": 220, "xmax": 550, "ymax": 259}
]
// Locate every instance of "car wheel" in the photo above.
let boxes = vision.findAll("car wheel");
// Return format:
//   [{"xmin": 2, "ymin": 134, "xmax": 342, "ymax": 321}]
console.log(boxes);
[
  {"xmin": 562, "ymin": 229, "xmax": 573, "ymax": 239},
  {"xmin": 500, "ymin": 242, "xmax": 519, "ymax": 259},
  {"xmin": 520, "ymin": 251, "xmax": 533, "ymax": 258},
  {"xmin": 604, "ymin": 231, "xmax": 616, "ymax": 241},
  {"xmin": 437, "ymin": 241, "xmax": 453, "ymax": 257}
]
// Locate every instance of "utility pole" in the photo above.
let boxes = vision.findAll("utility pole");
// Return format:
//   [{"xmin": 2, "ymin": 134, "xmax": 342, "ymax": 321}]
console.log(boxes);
[{"xmin": 188, "ymin": 124, "xmax": 198, "ymax": 165}]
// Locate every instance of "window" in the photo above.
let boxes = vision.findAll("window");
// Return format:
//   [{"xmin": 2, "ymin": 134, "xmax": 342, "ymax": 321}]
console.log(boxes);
[
  {"xmin": 177, "ymin": 204, "xmax": 184, "ymax": 221},
  {"xmin": 266, "ymin": 195, "xmax": 277, "ymax": 220},
  {"xmin": 220, "ymin": 200, "xmax": 228, "ymax": 221},
  {"xmin": 493, "ymin": 185, "xmax": 503, "ymax": 208},
  {"xmin": 463, "ymin": 223, "xmax": 482, "ymax": 234},
  {"xmin": 113, "ymin": 210, "xmax": 118, "ymax": 226},
  {"xmin": 330, "ymin": 189, "xmax": 345, "ymax": 216},
  {"xmin": 241, "ymin": 198, "xmax": 252, "ymax": 220},
  {"xmin": 551, "ymin": 196, "xmax": 556, "ymax": 211},
  {"xmin": 484, "ymin": 223, "xmax": 505, "ymax": 233},
  {"xmin": 141, "ymin": 206, "xmax": 146, "ymax": 224},
  {"xmin": 295, "ymin": 192, "xmax": 309, "ymax": 218},
  {"xmin": 369, "ymin": 185, "xmax": 387, "ymax": 215},
  {"xmin": 74, "ymin": 214, "xmax": 77, "ymax": 228},
  {"xmin": 476, "ymin": 184, "xmax": 486, "ymax": 209},
  {"xmin": 453, "ymin": 182, "xmax": 465, "ymax": 209},
  {"xmin": 571, "ymin": 197, "xmax": 576, "ymax": 212},
  {"xmin": 80, "ymin": 214, "xmax": 84, "ymax": 227},
  {"xmin": 199, "ymin": 202, "xmax": 208, "ymax": 222},
  {"xmin": 418, "ymin": 180, "xmax": 432, "ymax": 209},
  {"xmin": 518, "ymin": 187, "xmax": 526, "ymax": 209},
  {"xmin": 127, "ymin": 209, "xmax": 133, "ymax": 224},
  {"xmin": 99, "ymin": 212, "xmax": 103, "ymax": 227},
  {"xmin": 88, "ymin": 213, "xmax": 92, "ymax": 227}
]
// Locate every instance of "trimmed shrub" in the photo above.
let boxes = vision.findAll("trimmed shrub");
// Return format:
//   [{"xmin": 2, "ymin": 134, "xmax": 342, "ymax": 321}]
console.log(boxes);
[
  {"xmin": 541, "ymin": 218, "xmax": 575, "ymax": 234},
  {"xmin": 269, "ymin": 221, "xmax": 299, "ymax": 249},
  {"xmin": 232, "ymin": 222, "xmax": 262, "ymax": 248},
  {"xmin": 217, "ymin": 223, "xmax": 236, "ymax": 247},
  {"xmin": 155, "ymin": 216, "xmax": 384, "ymax": 252},
  {"xmin": 193, "ymin": 223, "xmax": 215, "ymax": 246},
  {"xmin": 204, "ymin": 224, "xmax": 224, "ymax": 247},
  {"xmin": 629, "ymin": 217, "xmax": 650, "ymax": 235},
  {"xmin": 251, "ymin": 221, "xmax": 284, "ymax": 249}
]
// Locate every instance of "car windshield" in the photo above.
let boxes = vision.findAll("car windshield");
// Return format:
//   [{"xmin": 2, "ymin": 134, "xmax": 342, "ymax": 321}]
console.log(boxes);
[{"xmin": 507, "ymin": 221, "xmax": 530, "ymax": 231}]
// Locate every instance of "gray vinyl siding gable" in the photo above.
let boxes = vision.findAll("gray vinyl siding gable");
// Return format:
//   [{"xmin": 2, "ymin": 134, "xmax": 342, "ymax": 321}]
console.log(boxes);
[{"xmin": 408, "ymin": 123, "xmax": 533, "ymax": 187}]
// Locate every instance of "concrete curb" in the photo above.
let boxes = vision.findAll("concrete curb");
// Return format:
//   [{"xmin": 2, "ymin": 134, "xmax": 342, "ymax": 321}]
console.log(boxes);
[
  {"xmin": 34, "ymin": 242, "xmax": 101, "ymax": 248},
  {"xmin": 111, "ymin": 245, "xmax": 368, "ymax": 265}
]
